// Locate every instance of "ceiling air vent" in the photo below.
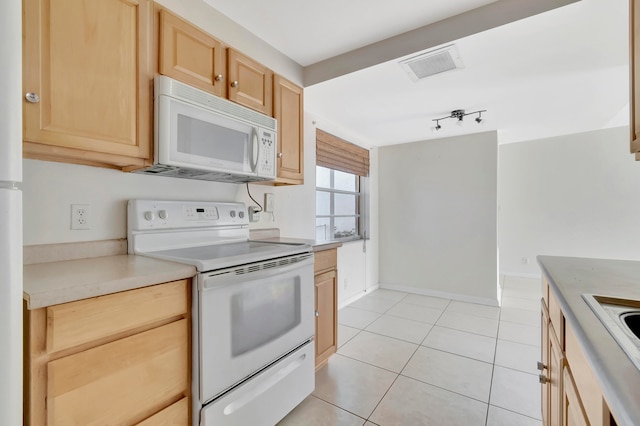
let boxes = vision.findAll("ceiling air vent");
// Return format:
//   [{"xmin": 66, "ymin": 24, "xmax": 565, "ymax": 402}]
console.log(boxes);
[{"xmin": 399, "ymin": 45, "xmax": 464, "ymax": 82}]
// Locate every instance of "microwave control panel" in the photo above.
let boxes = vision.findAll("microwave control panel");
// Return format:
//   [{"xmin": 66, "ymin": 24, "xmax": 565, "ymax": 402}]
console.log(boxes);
[{"xmin": 258, "ymin": 129, "xmax": 276, "ymax": 177}]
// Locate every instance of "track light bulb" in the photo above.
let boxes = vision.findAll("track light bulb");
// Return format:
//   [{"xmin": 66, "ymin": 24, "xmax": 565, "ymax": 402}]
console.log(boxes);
[{"xmin": 475, "ymin": 117, "xmax": 482, "ymax": 123}]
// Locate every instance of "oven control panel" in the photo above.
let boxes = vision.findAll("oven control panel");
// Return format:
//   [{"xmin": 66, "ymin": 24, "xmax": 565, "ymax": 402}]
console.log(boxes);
[
  {"xmin": 128, "ymin": 199, "xmax": 249, "ymax": 231},
  {"xmin": 184, "ymin": 206, "xmax": 219, "ymax": 221}
]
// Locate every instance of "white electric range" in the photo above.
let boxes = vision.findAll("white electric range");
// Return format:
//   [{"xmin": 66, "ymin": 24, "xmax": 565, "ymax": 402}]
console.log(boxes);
[{"xmin": 128, "ymin": 199, "xmax": 315, "ymax": 426}]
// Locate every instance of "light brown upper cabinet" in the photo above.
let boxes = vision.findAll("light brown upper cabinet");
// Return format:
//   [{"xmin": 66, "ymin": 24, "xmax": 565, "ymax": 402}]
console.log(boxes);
[
  {"xmin": 22, "ymin": 0, "xmax": 153, "ymax": 170},
  {"xmin": 631, "ymin": 0, "xmax": 640, "ymax": 157},
  {"xmin": 273, "ymin": 75, "xmax": 304, "ymax": 184},
  {"xmin": 158, "ymin": 9, "xmax": 227, "ymax": 98},
  {"xmin": 227, "ymin": 49, "xmax": 274, "ymax": 116}
]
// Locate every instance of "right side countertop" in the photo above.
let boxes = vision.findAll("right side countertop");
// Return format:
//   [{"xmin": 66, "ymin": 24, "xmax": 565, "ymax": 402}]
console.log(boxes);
[{"xmin": 537, "ymin": 255, "xmax": 640, "ymax": 426}]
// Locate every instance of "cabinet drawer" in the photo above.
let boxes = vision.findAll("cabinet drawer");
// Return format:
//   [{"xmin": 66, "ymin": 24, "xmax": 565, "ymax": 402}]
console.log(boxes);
[
  {"xmin": 47, "ymin": 319, "xmax": 189, "ymax": 425},
  {"xmin": 46, "ymin": 279, "xmax": 188, "ymax": 353},
  {"xmin": 137, "ymin": 396, "xmax": 189, "ymax": 425},
  {"xmin": 314, "ymin": 249, "xmax": 337, "ymax": 273}
]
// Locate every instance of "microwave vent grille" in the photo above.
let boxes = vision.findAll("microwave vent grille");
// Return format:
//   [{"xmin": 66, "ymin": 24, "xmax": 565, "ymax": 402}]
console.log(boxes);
[
  {"xmin": 132, "ymin": 165, "xmax": 272, "ymax": 183},
  {"xmin": 167, "ymin": 78, "xmax": 277, "ymax": 131}
]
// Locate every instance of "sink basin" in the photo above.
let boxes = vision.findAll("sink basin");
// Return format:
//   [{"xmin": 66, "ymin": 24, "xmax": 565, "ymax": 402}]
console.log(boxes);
[
  {"xmin": 623, "ymin": 313, "xmax": 640, "ymax": 339},
  {"xmin": 582, "ymin": 294, "xmax": 640, "ymax": 371}
]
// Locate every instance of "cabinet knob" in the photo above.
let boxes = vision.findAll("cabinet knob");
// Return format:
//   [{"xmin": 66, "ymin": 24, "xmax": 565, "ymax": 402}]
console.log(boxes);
[
  {"xmin": 215, "ymin": 74, "xmax": 224, "ymax": 82},
  {"xmin": 277, "ymin": 152, "xmax": 283, "ymax": 158},
  {"xmin": 315, "ymin": 311, "xmax": 319, "ymax": 317},
  {"xmin": 538, "ymin": 374, "xmax": 549, "ymax": 384},
  {"xmin": 231, "ymin": 80, "xmax": 239, "ymax": 88},
  {"xmin": 25, "ymin": 92, "xmax": 40, "ymax": 103},
  {"xmin": 536, "ymin": 361, "xmax": 547, "ymax": 371}
]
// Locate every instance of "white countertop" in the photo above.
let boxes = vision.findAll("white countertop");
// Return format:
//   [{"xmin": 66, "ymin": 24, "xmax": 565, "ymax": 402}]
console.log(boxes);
[
  {"xmin": 537, "ymin": 256, "xmax": 640, "ymax": 426},
  {"xmin": 24, "ymin": 255, "xmax": 196, "ymax": 309}
]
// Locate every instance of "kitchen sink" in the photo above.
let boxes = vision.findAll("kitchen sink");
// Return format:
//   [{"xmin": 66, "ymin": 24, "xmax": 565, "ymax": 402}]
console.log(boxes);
[
  {"xmin": 582, "ymin": 294, "xmax": 640, "ymax": 371},
  {"xmin": 622, "ymin": 313, "xmax": 640, "ymax": 339}
]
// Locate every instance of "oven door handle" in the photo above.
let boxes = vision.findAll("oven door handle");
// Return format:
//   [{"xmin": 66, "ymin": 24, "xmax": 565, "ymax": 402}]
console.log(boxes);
[{"xmin": 200, "ymin": 255, "xmax": 314, "ymax": 291}]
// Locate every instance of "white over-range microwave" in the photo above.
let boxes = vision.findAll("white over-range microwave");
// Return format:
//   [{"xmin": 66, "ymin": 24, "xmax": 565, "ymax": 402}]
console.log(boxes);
[{"xmin": 134, "ymin": 76, "xmax": 277, "ymax": 183}]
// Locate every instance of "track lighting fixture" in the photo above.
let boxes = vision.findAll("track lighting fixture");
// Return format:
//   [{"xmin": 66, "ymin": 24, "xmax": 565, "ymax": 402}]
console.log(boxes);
[{"xmin": 432, "ymin": 109, "xmax": 486, "ymax": 131}]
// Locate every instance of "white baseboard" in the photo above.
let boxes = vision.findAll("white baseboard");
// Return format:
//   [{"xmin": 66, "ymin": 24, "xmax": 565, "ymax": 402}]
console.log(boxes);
[
  {"xmin": 500, "ymin": 271, "xmax": 542, "ymax": 279},
  {"xmin": 378, "ymin": 283, "xmax": 499, "ymax": 307},
  {"xmin": 338, "ymin": 284, "xmax": 380, "ymax": 310}
]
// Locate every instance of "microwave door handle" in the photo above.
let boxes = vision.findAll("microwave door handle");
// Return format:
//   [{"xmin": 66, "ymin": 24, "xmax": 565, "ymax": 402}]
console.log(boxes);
[{"xmin": 250, "ymin": 129, "xmax": 259, "ymax": 172}]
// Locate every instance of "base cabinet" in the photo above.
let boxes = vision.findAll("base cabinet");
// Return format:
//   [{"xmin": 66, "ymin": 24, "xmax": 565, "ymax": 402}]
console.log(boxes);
[
  {"xmin": 24, "ymin": 279, "xmax": 191, "ymax": 425},
  {"xmin": 540, "ymin": 278, "xmax": 614, "ymax": 426},
  {"xmin": 314, "ymin": 248, "xmax": 338, "ymax": 368}
]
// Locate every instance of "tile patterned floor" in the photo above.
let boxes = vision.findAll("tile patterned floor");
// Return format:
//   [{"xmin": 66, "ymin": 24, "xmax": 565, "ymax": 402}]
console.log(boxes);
[{"xmin": 279, "ymin": 276, "xmax": 543, "ymax": 426}]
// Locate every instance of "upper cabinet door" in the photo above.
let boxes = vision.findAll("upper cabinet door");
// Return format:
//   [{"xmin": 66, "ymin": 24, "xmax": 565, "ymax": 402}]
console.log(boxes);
[
  {"xmin": 274, "ymin": 75, "xmax": 304, "ymax": 184},
  {"xmin": 159, "ymin": 9, "xmax": 227, "ymax": 98},
  {"xmin": 227, "ymin": 49, "xmax": 273, "ymax": 115},
  {"xmin": 22, "ymin": 0, "xmax": 152, "ymax": 169}
]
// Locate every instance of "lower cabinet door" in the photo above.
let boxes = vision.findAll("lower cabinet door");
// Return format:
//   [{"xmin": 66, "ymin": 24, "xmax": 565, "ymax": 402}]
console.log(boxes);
[
  {"xmin": 549, "ymin": 325, "xmax": 565, "ymax": 426},
  {"xmin": 563, "ymin": 367, "xmax": 589, "ymax": 426},
  {"xmin": 315, "ymin": 269, "xmax": 337, "ymax": 366},
  {"xmin": 47, "ymin": 319, "xmax": 189, "ymax": 425}
]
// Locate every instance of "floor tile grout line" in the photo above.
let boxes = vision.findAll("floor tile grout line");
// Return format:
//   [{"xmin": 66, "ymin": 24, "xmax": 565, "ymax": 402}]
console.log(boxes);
[
  {"xmin": 394, "ymin": 372, "xmax": 492, "ymax": 406},
  {"xmin": 425, "ymin": 323, "xmax": 498, "ymax": 340},
  {"xmin": 487, "ymin": 403, "xmax": 544, "ymax": 422},
  {"xmin": 331, "ymin": 351, "xmax": 412, "ymax": 376},
  {"xmin": 417, "ymin": 343, "xmax": 496, "ymax": 365},
  {"xmin": 306, "ymin": 393, "xmax": 369, "ymax": 423},
  {"xmin": 352, "ymin": 326, "xmax": 434, "ymax": 346},
  {"xmin": 364, "ymin": 338, "xmax": 424, "ymax": 423}
]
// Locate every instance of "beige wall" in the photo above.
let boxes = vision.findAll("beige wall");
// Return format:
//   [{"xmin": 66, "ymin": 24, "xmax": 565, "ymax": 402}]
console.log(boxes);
[
  {"xmin": 378, "ymin": 131, "xmax": 499, "ymax": 305},
  {"xmin": 498, "ymin": 126, "xmax": 640, "ymax": 277}
]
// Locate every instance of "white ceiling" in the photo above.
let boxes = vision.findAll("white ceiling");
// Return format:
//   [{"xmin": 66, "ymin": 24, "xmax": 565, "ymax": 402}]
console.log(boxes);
[{"xmin": 205, "ymin": 0, "xmax": 629, "ymax": 146}]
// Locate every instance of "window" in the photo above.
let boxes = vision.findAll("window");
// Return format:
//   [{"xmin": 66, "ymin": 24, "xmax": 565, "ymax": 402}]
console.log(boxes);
[
  {"xmin": 315, "ymin": 129, "xmax": 370, "ymax": 241},
  {"xmin": 316, "ymin": 166, "xmax": 362, "ymax": 240}
]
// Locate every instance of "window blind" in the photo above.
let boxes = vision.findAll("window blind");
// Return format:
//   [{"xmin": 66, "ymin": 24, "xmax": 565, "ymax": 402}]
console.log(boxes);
[{"xmin": 315, "ymin": 129, "xmax": 369, "ymax": 177}]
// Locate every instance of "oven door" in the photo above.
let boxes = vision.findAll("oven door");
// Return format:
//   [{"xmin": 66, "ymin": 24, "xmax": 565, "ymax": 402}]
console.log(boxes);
[{"xmin": 198, "ymin": 253, "xmax": 314, "ymax": 402}]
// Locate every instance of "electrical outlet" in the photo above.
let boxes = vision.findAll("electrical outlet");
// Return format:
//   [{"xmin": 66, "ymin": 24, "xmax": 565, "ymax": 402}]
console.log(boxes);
[
  {"xmin": 521, "ymin": 257, "xmax": 529, "ymax": 265},
  {"xmin": 264, "ymin": 193, "xmax": 274, "ymax": 213},
  {"xmin": 71, "ymin": 204, "xmax": 91, "ymax": 230},
  {"xmin": 248, "ymin": 206, "xmax": 260, "ymax": 222}
]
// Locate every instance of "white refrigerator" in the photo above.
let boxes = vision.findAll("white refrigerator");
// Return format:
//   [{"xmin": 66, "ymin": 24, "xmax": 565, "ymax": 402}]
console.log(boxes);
[{"xmin": 0, "ymin": 0, "xmax": 23, "ymax": 425}]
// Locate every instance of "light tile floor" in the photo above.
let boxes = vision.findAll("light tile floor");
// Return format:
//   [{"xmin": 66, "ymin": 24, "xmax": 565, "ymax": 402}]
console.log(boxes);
[{"xmin": 279, "ymin": 276, "xmax": 543, "ymax": 426}]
